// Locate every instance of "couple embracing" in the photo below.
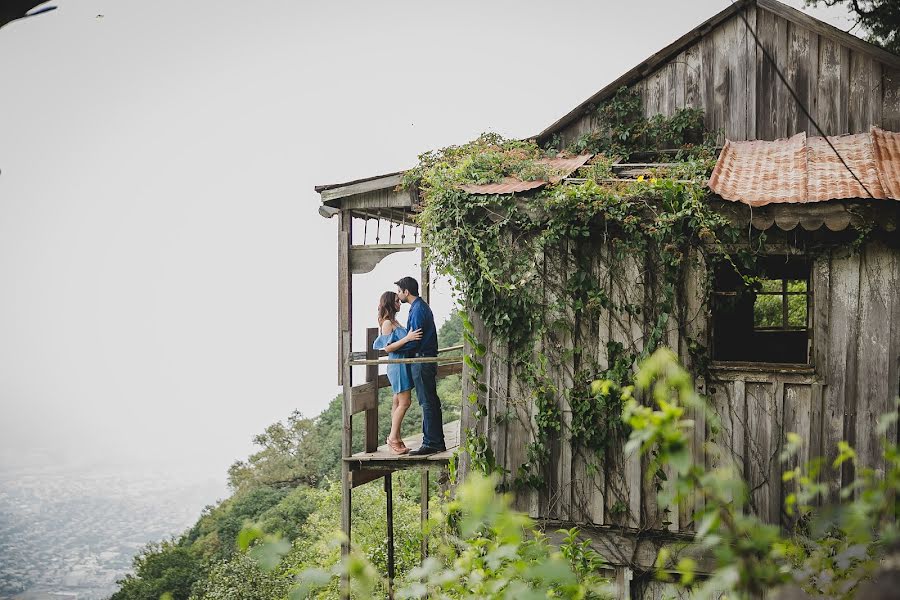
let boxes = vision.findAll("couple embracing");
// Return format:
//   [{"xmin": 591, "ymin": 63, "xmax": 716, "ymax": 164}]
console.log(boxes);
[{"xmin": 373, "ymin": 276, "xmax": 445, "ymax": 456}]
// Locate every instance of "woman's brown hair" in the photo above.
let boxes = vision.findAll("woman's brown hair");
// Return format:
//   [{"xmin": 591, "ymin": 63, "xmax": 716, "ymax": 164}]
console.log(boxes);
[{"xmin": 377, "ymin": 291, "xmax": 399, "ymax": 326}]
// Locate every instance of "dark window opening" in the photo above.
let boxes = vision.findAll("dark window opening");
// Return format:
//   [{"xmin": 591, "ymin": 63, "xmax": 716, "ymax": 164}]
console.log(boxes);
[{"xmin": 712, "ymin": 256, "xmax": 811, "ymax": 364}]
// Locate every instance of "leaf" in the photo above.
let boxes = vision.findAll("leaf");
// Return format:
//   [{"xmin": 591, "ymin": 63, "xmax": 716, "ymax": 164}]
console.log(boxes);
[
  {"xmin": 237, "ymin": 525, "xmax": 263, "ymax": 551},
  {"xmin": 249, "ymin": 537, "xmax": 291, "ymax": 571}
]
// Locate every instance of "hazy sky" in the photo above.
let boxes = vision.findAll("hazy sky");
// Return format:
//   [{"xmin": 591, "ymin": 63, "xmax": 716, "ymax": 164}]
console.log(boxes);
[{"xmin": 0, "ymin": 0, "xmax": 853, "ymax": 479}]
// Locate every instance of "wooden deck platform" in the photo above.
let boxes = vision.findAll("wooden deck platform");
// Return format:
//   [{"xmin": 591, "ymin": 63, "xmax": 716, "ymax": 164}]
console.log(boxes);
[{"xmin": 344, "ymin": 420, "xmax": 460, "ymax": 471}]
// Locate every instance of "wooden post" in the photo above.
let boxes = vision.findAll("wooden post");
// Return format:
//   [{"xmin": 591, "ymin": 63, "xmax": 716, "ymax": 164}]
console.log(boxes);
[
  {"xmin": 365, "ymin": 328, "xmax": 379, "ymax": 452},
  {"xmin": 339, "ymin": 211, "xmax": 353, "ymax": 599},
  {"xmin": 420, "ymin": 470, "xmax": 429, "ymax": 560},
  {"xmin": 385, "ymin": 473, "xmax": 395, "ymax": 599}
]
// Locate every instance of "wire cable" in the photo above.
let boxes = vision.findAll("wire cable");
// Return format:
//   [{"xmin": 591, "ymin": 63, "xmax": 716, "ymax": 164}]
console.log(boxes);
[{"xmin": 732, "ymin": 1, "xmax": 875, "ymax": 199}]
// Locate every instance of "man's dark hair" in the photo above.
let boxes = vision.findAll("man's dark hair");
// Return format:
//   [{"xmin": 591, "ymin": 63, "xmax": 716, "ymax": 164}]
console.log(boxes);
[{"xmin": 394, "ymin": 276, "xmax": 419, "ymax": 296}]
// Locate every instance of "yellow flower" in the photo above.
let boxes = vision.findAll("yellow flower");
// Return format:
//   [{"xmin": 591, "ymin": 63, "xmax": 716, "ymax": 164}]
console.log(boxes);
[
  {"xmin": 636, "ymin": 175, "xmax": 644, "ymax": 182},
  {"xmin": 650, "ymin": 177, "xmax": 658, "ymax": 184}
]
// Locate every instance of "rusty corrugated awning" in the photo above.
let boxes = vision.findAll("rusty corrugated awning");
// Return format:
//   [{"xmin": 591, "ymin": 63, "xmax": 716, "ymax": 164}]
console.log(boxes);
[
  {"xmin": 708, "ymin": 127, "xmax": 900, "ymax": 207},
  {"xmin": 459, "ymin": 154, "xmax": 592, "ymax": 195}
]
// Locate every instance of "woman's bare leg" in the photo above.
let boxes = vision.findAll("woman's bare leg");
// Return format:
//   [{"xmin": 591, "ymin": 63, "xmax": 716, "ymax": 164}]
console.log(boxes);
[{"xmin": 388, "ymin": 391, "xmax": 412, "ymax": 445}]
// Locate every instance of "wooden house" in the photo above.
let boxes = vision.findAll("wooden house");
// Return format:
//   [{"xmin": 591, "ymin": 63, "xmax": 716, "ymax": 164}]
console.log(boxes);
[{"xmin": 315, "ymin": 0, "xmax": 900, "ymax": 596}]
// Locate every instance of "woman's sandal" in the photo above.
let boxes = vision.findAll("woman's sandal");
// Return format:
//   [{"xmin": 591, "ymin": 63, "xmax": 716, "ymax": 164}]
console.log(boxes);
[{"xmin": 386, "ymin": 437, "xmax": 409, "ymax": 455}]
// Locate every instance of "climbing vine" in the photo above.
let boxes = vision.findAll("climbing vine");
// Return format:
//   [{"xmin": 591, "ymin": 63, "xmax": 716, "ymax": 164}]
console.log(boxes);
[{"xmin": 405, "ymin": 87, "xmax": 752, "ymax": 496}]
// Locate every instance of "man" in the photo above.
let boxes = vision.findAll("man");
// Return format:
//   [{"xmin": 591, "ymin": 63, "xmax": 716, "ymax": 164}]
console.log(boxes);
[{"xmin": 395, "ymin": 276, "xmax": 445, "ymax": 455}]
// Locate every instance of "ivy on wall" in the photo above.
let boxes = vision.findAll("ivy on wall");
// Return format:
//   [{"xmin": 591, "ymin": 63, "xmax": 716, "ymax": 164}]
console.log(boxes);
[{"xmin": 405, "ymin": 87, "xmax": 751, "ymax": 496}]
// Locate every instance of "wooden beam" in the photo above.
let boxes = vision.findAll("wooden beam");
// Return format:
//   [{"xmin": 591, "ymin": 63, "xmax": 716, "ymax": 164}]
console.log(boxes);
[
  {"xmin": 319, "ymin": 173, "xmax": 404, "ymax": 203},
  {"xmin": 351, "ymin": 387, "xmax": 378, "ymax": 415},
  {"xmin": 350, "ymin": 356, "xmax": 463, "ymax": 366},
  {"xmin": 350, "ymin": 363, "xmax": 460, "ymax": 415},
  {"xmin": 541, "ymin": 521, "xmax": 714, "ymax": 573},
  {"xmin": 350, "ymin": 467, "xmax": 389, "ymax": 488},
  {"xmin": 350, "ymin": 246, "xmax": 416, "ymax": 275}
]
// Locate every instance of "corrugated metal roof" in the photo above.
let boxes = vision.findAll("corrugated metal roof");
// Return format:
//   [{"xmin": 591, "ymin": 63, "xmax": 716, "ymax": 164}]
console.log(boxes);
[
  {"xmin": 708, "ymin": 127, "xmax": 900, "ymax": 207},
  {"xmin": 459, "ymin": 154, "xmax": 592, "ymax": 194}
]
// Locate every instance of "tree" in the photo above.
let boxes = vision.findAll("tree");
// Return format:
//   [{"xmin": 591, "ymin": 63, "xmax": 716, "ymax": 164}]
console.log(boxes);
[
  {"xmin": 806, "ymin": 0, "xmax": 900, "ymax": 54},
  {"xmin": 110, "ymin": 541, "xmax": 203, "ymax": 600}
]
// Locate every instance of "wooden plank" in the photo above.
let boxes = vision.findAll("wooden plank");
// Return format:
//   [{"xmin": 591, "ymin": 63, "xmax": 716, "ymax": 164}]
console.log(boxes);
[
  {"xmin": 755, "ymin": 7, "xmax": 780, "ymax": 141},
  {"xmin": 744, "ymin": 5, "xmax": 758, "ymax": 140},
  {"xmin": 812, "ymin": 253, "xmax": 831, "ymax": 377},
  {"xmin": 823, "ymin": 249, "xmax": 861, "ymax": 502},
  {"xmin": 817, "ymin": 36, "xmax": 844, "ymax": 136},
  {"xmin": 319, "ymin": 173, "xmax": 403, "ymax": 203},
  {"xmin": 745, "ymin": 381, "xmax": 779, "ymax": 524},
  {"xmin": 684, "ymin": 43, "xmax": 702, "ymax": 109},
  {"xmin": 542, "ymin": 522, "xmax": 713, "ymax": 573},
  {"xmin": 782, "ymin": 383, "xmax": 813, "ymax": 527},
  {"xmin": 710, "ymin": 378, "xmax": 746, "ymax": 506},
  {"xmin": 365, "ymin": 328, "xmax": 379, "ymax": 453},
  {"xmin": 806, "ymin": 30, "xmax": 820, "ymax": 135},
  {"xmin": 872, "ymin": 60, "xmax": 883, "ymax": 127},
  {"xmin": 771, "ymin": 12, "xmax": 789, "ymax": 139},
  {"xmin": 350, "ymin": 468, "xmax": 388, "ymax": 488},
  {"xmin": 888, "ymin": 247, "xmax": 900, "ymax": 454},
  {"xmin": 680, "ymin": 251, "xmax": 708, "ymax": 529},
  {"xmin": 347, "ymin": 420, "xmax": 461, "ymax": 467},
  {"xmin": 349, "ymin": 246, "xmax": 416, "ymax": 275},
  {"xmin": 725, "ymin": 15, "xmax": 747, "ymax": 140},
  {"xmin": 785, "ymin": 20, "xmax": 814, "ymax": 137},
  {"xmin": 853, "ymin": 242, "xmax": 897, "ymax": 480},
  {"xmin": 673, "ymin": 54, "xmax": 685, "ymax": 111},
  {"xmin": 351, "ymin": 387, "xmax": 378, "ymax": 415},
  {"xmin": 489, "ymin": 335, "xmax": 510, "ymax": 486},
  {"xmin": 849, "ymin": 51, "xmax": 875, "ymax": 133},
  {"xmin": 701, "ymin": 22, "xmax": 722, "ymax": 143},
  {"xmin": 883, "ymin": 67, "xmax": 900, "ymax": 132}
]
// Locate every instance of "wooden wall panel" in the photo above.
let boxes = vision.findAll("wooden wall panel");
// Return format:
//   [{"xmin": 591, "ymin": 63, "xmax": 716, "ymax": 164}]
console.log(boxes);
[
  {"xmin": 823, "ymin": 249, "xmax": 861, "ymax": 501},
  {"xmin": 756, "ymin": 9, "xmax": 789, "ymax": 140},
  {"xmin": 854, "ymin": 243, "xmax": 900, "ymax": 480},
  {"xmin": 883, "ymin": 67, "xmax": 900, "ymax": 131},
  {"xmin": 782, "ymin": 383, "xmax": 813, "ymax": 525},
  {"xmin": 684, "ymin": 44, "xmax": 703, "ymax": 110},
  {"xmin": 785, "ymin": 20, "xmax": 816, "ymax": 136},
  {"xmin": 849, "ymin": 51, "xmax": 877, "ymax": 133},
  {"xmin": 816, "ymin": 36, "xmax": 849, "ymax": 136}
]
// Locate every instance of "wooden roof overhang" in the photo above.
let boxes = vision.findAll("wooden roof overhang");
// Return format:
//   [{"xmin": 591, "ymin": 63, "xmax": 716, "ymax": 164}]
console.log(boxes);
[{"xmin": 315, "ymin": 171, "xmax": 418, "ymax": 224}]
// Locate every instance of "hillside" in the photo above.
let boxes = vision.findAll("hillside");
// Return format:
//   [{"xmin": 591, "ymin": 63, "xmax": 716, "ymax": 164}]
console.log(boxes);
[{"xmin": 108, "ymin": 313, "xmax": 463, "ymax": 600}]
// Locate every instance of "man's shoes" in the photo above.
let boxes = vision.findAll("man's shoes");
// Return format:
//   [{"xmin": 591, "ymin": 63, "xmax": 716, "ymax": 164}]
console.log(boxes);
[{"xmin": 408, "ymin": 445, "xmax": 444, "ymax": 456}]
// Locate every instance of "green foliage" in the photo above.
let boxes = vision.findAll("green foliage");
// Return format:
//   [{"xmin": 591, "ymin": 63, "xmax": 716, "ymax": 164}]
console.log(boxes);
[
  {"xmin": 111, "ymin": 541, "xmax": 203, "ymax": 600},
  {"xmin": 623, "ymin": 348, "xmax": 900, "ymax": 599},
  {"xmin": 569, "ymin": 87, "xmax": 709, "ymax": 158},
  {"xmin": 407, "ymin": 98, "xmax": 739, "ymax": 489},
  {"xmin": 291, "ymin": 473, "xmax": 613, "ymax": 599}
]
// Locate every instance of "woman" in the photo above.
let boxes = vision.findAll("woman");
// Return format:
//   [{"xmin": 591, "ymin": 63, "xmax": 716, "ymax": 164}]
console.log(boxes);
[{"xmin": 373, "ymin": 291, "xmax": 422, "ymax": 454}]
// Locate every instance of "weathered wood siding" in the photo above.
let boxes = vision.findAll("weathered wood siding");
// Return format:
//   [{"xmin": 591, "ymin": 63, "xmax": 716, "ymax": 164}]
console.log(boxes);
[
  {"xmin": 555, "ymin": 5, "xmax": 900, "ymax": 148},
  {"xmin": 461, "ymin": 238, "xmax": 900, "ymax": 550}
]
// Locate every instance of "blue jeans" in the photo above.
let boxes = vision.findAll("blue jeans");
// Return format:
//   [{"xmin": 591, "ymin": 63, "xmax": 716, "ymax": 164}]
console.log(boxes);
[{"xmin": 411, "ymin": 361, "xmax": 445, "ymax": 450}]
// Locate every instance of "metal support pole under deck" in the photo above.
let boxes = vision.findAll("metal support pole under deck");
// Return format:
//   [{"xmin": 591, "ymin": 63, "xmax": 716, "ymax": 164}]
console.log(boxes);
[
  {"xmin": 385, "ymin": 473, "xmax": 395, "ymax": 599},
  {"xmin": 419, "ymin": 246, "xmax": 431, "ymax": 562},
  {"xmin": 420, "ymin": 470, "xmax": 429, "ymax": 560}
]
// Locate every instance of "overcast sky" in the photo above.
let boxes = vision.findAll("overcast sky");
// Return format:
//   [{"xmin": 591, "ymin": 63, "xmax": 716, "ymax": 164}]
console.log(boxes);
[{"xmin": 0, "ymin": 0, "xmax": 853, "ymax": 479}]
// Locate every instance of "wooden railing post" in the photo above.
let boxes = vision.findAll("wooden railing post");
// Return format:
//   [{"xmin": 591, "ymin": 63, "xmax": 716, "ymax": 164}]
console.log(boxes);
[{"xmin": 365, "ymin": 327, "xmax": 379, "ymax": 452}]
